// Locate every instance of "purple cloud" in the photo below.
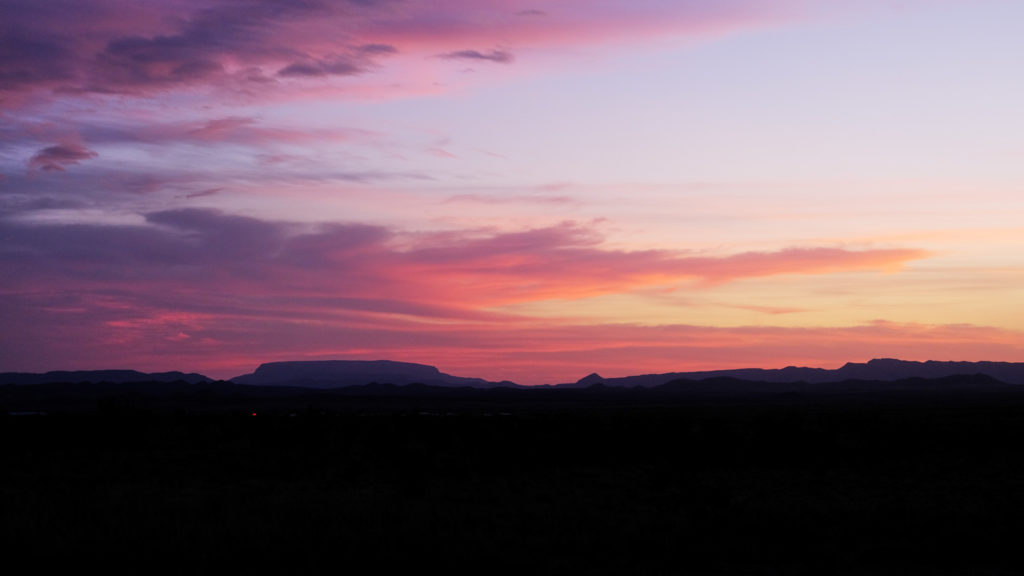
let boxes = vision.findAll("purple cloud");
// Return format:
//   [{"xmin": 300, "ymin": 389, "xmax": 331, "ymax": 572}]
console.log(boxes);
[
  {"xmin": 277, "ymin": 55, "xmax": 364, "ymax": 78},
  {"xmin": 438, "ymin": 49, "xmax": 514, "ymax": 64},
  {"xmin": 90, "ymin": 0, "xmax": 332, "ymax": 91},
  {"xmin": 28, "ymin": 141, "xmax": 98, "ymax": 171},
  {"xmin": 0, "ymin": 0, "xmax": 399, "ymax": 97},
  {"xmin": 0, "ymin": 0, "xmax": 778, "ymax": 105},
  {"xmin": 0, "ymin": 31, "xmax": 77, "ymax": 90}
]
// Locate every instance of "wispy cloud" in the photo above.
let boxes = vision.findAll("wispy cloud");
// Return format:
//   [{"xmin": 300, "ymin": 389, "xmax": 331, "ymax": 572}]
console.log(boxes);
[
  {"xmin": 183, "ymin": 187, "xmax": 223, "ymax": 199},
  {"xmin": 443, "ymin": 193, "xmax": 576, "ymax": 205}
]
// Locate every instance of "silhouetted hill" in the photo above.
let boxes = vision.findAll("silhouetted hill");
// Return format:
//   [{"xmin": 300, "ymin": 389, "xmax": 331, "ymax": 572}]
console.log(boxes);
[
  {"xmin": 565, "ymin": 372, "xmax": 606, "ymax": 388},
  {"xmin": 231, "ymin": 360, "xmax": 516, "ymax": 389},
  {"xmin": 569, "ymin": 358, "xmax": 1024, "ymax": 387},
  {"xmin": 833, "ymin": 358, "xmax": 1024, "ymax": 382},
  {"xmin": 0, "ymin": 370, "xmax": 212, "ymax": 386}
]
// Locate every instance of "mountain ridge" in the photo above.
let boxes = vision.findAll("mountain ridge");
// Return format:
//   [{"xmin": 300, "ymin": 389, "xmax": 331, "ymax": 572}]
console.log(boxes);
[
  {"xmin": 0, "ymin": 370, "xmax": 212, "ymax": 386},
  {"xmin": 5, "ymin": 358, "xmax": 1024, "ymax": 389},
  {"xmin": 566, "ymin": 358, "xmax": 1024, "ymax": 388}
]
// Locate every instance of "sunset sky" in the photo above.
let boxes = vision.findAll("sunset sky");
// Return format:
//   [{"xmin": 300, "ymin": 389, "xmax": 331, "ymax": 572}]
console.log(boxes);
[{"xmin": 3, "ymin": 0, "xmax": 1024, "ymax": 383}]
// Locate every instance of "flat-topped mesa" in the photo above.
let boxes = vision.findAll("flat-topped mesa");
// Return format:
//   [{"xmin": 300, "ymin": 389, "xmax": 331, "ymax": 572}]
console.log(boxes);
[{"xmin": 231, "ymin": 360, "xmax": 509, "ymax": 389}]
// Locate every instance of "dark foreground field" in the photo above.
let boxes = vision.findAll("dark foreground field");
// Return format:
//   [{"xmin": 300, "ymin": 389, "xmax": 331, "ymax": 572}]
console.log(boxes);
[{"xmin": 5, "ymin": 393, "xmax": 1024, "ymax": 574}]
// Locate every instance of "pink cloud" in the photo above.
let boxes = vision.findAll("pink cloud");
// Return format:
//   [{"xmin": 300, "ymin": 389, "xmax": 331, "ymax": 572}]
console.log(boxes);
[
  {"xmin": 0, "ymin": 210, "xmax": 929, "ymax": 309},
  {"xmin": 356, "ymin": 0, "xmax": 782, "ymax": 61},
  {"xmin": 0, "ymin": 209, "xmax": 945, "ymax": 381}
]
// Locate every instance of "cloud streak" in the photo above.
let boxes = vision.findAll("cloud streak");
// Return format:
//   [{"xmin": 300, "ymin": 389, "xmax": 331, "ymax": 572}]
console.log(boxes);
[{"xmin": 0, "ymin": 209, "xmax": 930, "ymax": 303}]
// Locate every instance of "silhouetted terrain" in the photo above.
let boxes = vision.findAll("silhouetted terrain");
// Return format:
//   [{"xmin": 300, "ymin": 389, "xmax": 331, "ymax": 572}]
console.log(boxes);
[
  {"xmin": 3, "ymin": 372, "xmax": 1023, "ymax": 415},
  {"xmin": 7, "ymin": 358, "xmax": 1024, "ymax": 392},
  {"xmin": 5, "ymin": 360, "xmax": 1024, "ymax": 573}
]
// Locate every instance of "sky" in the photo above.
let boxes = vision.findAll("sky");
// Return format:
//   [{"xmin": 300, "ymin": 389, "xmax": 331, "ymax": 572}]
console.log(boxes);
[{"xmin": 2, "ymin": 0, "xmax": 1024, "ymax": 384}]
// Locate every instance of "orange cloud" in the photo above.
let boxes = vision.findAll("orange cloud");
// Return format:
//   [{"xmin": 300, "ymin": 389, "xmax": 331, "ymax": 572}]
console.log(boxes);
[
  {"xmin": 0, "ymin": 211, "xmax": 930, "ymax": 313},
  {"xmin": 388, "ymin": 225, "xmax": 930, "ymax": 305}
]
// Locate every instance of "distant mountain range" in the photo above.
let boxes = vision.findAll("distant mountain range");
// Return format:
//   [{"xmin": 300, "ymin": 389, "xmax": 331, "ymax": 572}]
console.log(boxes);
[
  {"xmin": 5, "ymin": 359, "xmax": 1024, "ymax": 413},
  {"xmin": 564, "ymin": 358, "xmax": 1024, "ymax": 388},
  {"xmin": 3, "ymin": 358, "xmax": 1024, "ymax": 389},
  {"xmin": 0, "ymin": 370, "xmax": 212, "ymax": 386}
]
